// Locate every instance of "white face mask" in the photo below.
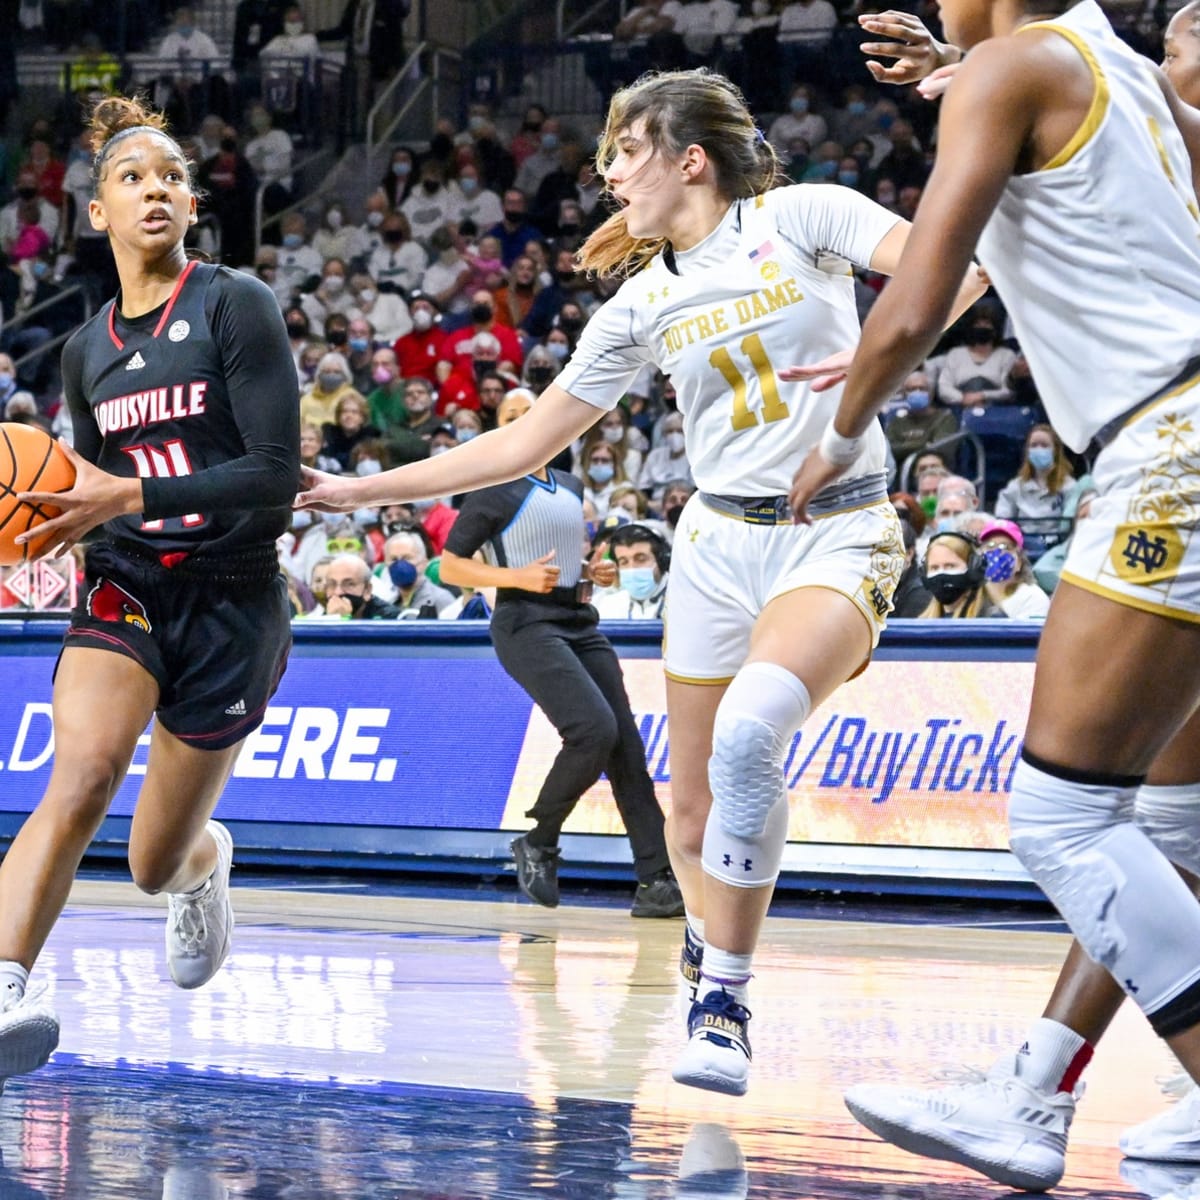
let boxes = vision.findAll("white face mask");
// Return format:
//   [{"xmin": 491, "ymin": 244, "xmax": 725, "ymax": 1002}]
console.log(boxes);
[
  {"xmin": 666, "ymin": 430, "xmax": 685, "ymax": 453},
  {"xmin": 284, "ymin": 20, "xmax": 303, "ymax": 34},
  {"xmin": 412, "ymin": 310, "xmax": 434, "ymax": 332},
  {"xmin": 359, "ymin": 288, "xmax": 376, "ymax": 305},
  {"xmin": 326, "ymin": 210, "xmax": 344, "ymax": 230},
  {"xmin": 323, "ymin": 275, "xmax": 345, "ymax": 294},
  {"xmin": 366, "ymin": 211, "xmax": 384, "ymax": 228},
  {"xmin": 601, "ymin": 426, "xmax": 623, "ymax": 445}
]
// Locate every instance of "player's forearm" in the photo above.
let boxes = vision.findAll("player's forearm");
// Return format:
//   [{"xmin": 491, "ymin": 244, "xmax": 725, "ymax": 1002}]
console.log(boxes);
[{"xmin": 438, "ymin": 552, "xmax": 517, "ymax": 590}]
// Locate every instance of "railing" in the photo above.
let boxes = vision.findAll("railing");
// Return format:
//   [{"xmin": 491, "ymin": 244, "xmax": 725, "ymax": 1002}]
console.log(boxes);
[
  {"xmin": 365, "ymin": 44, "xmax": 464, "ymax": 159},
  {"xmin": 3, "ymin": 285, "xmax": 89, "ymax": 341}
]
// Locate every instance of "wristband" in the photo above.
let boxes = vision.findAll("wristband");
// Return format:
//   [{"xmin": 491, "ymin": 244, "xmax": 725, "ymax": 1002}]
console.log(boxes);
[{"xmin": 819, "ymin": 422, "xmax": 864, "ymax": 467}]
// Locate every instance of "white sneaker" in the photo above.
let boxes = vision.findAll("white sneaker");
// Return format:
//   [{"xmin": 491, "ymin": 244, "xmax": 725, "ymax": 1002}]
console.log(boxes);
[
  {"xmin": 672, "ymin": 989, "xmax": 752, "ymax": 1097},
  {"xmin": 166, "ymin": 821, "xmax": 234, "ymax": 990},
  {"xmin": 0, "ymin": 984, "xmax": 58, "ymax": 1080},
  {"xmin": 844, "ymin": 1055, "xmax": 1077, "ymax": 1192},
  {"xmin": 1122, "ymin": 1075, "xmax": 1200, "ymax": 1163},
  {"xmin": 1120, "ymin": 1157, "xmax": 1200, "ymax": 1198}
]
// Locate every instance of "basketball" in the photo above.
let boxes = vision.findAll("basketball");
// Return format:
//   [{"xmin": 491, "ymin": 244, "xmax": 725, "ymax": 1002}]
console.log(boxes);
[{"xmin": 0, "ymin": 423, "xmax": 77, "ymax": 565}]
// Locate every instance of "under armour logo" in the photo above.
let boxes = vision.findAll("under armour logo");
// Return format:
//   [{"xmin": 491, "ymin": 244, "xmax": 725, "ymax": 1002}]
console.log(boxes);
[
  {"xmin": 722, "ymin": 854, "xmax": 753, "ymax": 871},
  {"xmin": 647, "ymin": 286, "xmax": 669, "ymax": 303},
  {"xmin": 1124, "ymin": 978, "xmax": 1139, "ymax": 995},
  {"xmin": 1122, "ymin": 529, "xmax": 1170, "ymax": 574},
  {"xmin": 688, "ymin": 528, "xmax": 700, "ymax": 543}
]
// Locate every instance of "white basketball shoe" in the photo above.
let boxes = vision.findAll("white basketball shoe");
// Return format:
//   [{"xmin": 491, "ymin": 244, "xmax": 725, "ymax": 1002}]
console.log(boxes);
[
  {"xmin": 672, "ymin": 988, "xmax": 752, "ymax": 1097},
  {"xmin": 1122, "ymin": 1076, "xmax": 1200, "ymax": 1163},
  {"xmin": 844, "ymin": 1054, "xmax": 1079, "ymax": 1192},
  {"xmin": 166, "ymin": 821, "xmax": 235, "ymax": 990},
  {"xmin": 0, "ymin": 982, "xmax": 58, "ymax": 1082}
]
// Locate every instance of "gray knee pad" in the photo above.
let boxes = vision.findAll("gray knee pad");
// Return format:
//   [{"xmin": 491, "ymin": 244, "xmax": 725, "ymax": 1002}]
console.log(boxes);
[
  {"xmin": 1010, "ymin": 756, "xmax": 1200, "ymax": 1017},
  {"xmin": 703, "ymin": 663, "xmax": 811, "ymax": 888},
  {"xmin": 1136, "ymin": 783, "xmax": 1200, "ymax": 878}
]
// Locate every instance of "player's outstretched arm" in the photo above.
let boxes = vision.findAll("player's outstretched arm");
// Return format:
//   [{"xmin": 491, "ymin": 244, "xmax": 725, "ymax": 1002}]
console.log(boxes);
[
  {"xmin": 296, "ymin": 384, "xmax": 602, "ymax": 512},
  {"xmin": 858, "ymin": 10, "xmax": 962, "ymax": 85}
]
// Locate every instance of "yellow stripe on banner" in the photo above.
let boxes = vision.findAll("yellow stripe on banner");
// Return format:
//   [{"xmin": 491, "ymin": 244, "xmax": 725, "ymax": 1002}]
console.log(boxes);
[
  {"xmin": 1018, "ymin": 21, "xmax": 1110, "ymax": 171},
  {"xmin": 1059, "ymin": 571, "xmax": 1200, "ymax": 625}
]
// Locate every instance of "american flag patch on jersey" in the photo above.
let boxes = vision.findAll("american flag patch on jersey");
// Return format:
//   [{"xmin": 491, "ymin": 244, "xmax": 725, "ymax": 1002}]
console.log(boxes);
[{"xmin": 748, "ymin": 239, "xmax": 775, "ymax": 261}]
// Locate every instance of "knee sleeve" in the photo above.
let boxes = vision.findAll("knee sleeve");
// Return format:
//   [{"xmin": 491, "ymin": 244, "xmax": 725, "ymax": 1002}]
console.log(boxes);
[
  {"xmin": 1136, "ymin": 783, "xmax": 1200, "ymax": 878},
  {"xmin": 703, "ymin": 662, "xmax": 811, "ymax": 888},
  {"xmin": 1009, "ymin": 753, "xmax": 1200, "ymax": 1024}
]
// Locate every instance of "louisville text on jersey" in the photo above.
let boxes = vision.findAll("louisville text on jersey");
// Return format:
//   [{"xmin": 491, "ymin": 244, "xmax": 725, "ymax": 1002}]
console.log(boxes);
[{"xmin": 94, "ymin": 382, "xmax": 209, "ymax": 436}]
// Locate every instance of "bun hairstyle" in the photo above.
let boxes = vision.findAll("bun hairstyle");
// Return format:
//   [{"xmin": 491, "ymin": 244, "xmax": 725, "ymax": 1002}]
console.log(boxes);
[
  {"xmin": 578, "ymin": 68, "xmax": 782, "ymax": 279},
  {"xmin": 88, "ymin": 94, "xmax": 189, "ymax": 196}
]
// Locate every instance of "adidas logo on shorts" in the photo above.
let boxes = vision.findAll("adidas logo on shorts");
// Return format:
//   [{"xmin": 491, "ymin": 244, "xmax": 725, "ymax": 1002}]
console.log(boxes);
[
  {"xmin": 125, "ymin": 351, "xmax": 146, "ymax": 371},
  {"xmin": 224, "ymin": 699, "xmax": 247, "ymax": 716}
]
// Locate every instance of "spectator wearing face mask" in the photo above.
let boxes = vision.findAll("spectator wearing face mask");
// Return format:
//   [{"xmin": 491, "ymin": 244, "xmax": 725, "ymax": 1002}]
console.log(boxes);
[
  {"xmin": 522, "ymin": 345, "xmax": 561, "ymax": 397},
  {"xmin": 926, "ymin": 474, "xmax": 980, "ymax": 542},
  {"xmin": 337, "ymin": 315, "xmax": 375, "ymax": 393},
  {"xmin": 300, "ymin": 258, "xmax": 357, "ymax": 326},
  {"xmin": 364, "ymin": 348, "xmax": 407, "ymax": 437},
  {"xmin": 349, "ymin": 271, "xmax": 410, "ymax": 344},
  {"xmin": 579, "ymin": 440, "xmax": 629, "ymax": 517},
  {"xmin": 594, "ymin": 522, "xmax": 671, "ymax": 619},
  {"xmin": 639, "ymin": 412, "xmax": 692, "ymax": 505},
  {"xmin": 323, "ymin": 552, "xmax": 404, "ymax": 619},
  {"xmin": 243, "ymin": 103, "xmax": 294, "ymax": 206},
  {"xmin": 300, "ymin": 351, "xmax": 356, "ymax": 429},
  {"xmin": 377, "ymin": 530, "xmax": 456, "ymax": 615},
  {"xmin": 978, "ymin": 519, "xmax": 1050, "ymax": 620},
  {"xmin": 402, "ymin": 164, "xmax": 455, "ymax": 250},
  {"xmin": 486, "ymin": 189, "xmax": 543, "ymax": 268},
  {"xmin": 1032, "ymin": 476, "xmax": 1096, "ymax": 595},
  {"xmin": 369, "ymin": 212, "xmax": 427, "ymax": 295},
  {"xmin": 935, "ymin": 312, "xmax": 1018, "ymax": 407},
  {"xmin": 994, "ymin": 423, "xmax": 1076, "ymax": 558},
  {"xmin": 447, "ymin": 163, "xmax": 503, "ymax": 230},
  {"xmin": 552, "ymin": 303, "xmax": 586, "ymax": 351},
  {"xmin": 393, "ymin": 293, "xmax": 444, "ymax": 382},
  {"xmin": 320, "ymin": 391, "xmax": 379, "ymax": 472},
  {"xmin": 278, "ymin": 505, "xmax": 332, "ymax": 595},
  {"xmin": 590, "ymin": 409, "xmax": 646, "ymax": 484},
  {"xmin": 493, "ymin": 254, "xmax": 541, "ymax": 330},
  {"xmin": 656, "ymin": 478, "xmax": 694, "ymax": 536},
  {"xmin": 276, "ymin": 212, "xmax": 323, "ymax": 297},
  {"xmin": 0, "ymin": 169, "xmax": 59, "ymax": 259},
  {"xmin": 767, "ymin": 84, "xmax": 827, "ymax": 158},
  {"xmin": 438, "ymin": 291, "xmax": 524, "ymax": 382},
  {"xmin": 312, "ymin": 201, "xmax": 360, "ymax": 264},
  {"xmin": 919, "ymin": 532, "xmax": 1005, "ymax": 619},
  {"xmin": 885, "ymin": 370, "xmax": 958, "ymax": 464}
]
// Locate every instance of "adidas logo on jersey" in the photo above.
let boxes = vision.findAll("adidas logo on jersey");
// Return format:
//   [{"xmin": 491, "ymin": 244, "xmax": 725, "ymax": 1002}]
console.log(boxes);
[
  {"xmin": 125, "ymin": 351, "xmax": 146, "ymax": 371},
  {"xmin": 224, "ymin": 699, "xmax": 247, "ymax": 716}
]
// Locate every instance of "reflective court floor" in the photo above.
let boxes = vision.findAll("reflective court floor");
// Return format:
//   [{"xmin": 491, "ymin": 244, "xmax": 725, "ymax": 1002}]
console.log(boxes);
[{"xmin": 0, "ymin": 875, "xmax": 1187, "ymax": 1199}]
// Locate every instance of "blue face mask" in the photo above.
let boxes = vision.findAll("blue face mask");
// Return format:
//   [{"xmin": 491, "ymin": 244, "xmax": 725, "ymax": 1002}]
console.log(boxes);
[
  {"xmin": 456, "ymin": 427, "xmax": 478, "ymax": 443},
  {"xmin": 541, "ymin": 133, "xmax": 559, "ymax": 151},
  {"xmin": 348, "ymin": 337, "xmax": 370, "ymax": 353},
  {"xmin": 282, "ymin": 232, "xmax": 303, "ymax": 249},
  {"xmin": 904, "ymin": 389, "xmax": 930, "ymax": 411},
  {"xmin": 392, "ymin": 161, "xmax": 411, "ymax": 176},
  {"xmin": 588, "ymin": 463, "xmax": 614, "ymax": 485},
  {"xmin": 847, "ymin": 100, "xmax": 867, "ymax": 116},
  {"xmin": 790, "ymin": 97, "xmax": 809, "ymax": 114},
  {"xmin": 1028, "ymin": 446, "xmax": 1054, "ymax": 472},
  {"xmin": 837, "ymin": 170, "xmax": 859, "ymax": 187},
  {"xmin": 388, "ymin": 559, "xmax": 418, "ymax": 589},
  {"xmin": 352, "ymin": 507, "xmax": 378, "ymax": 528},
  {"xmin": 936, "ymin": 517, "xmax": 958, "ymax": 533},
  {"xmin": 816, "ymin": 159, "xmax": 837, "ymax": 179},
  {"xmin": 620, "ymin": 566, "xmax": 659, "ymax": 601},
  {"xmin": 984, "ymin": 546, "xmax": 1017, "ymax": 583}
]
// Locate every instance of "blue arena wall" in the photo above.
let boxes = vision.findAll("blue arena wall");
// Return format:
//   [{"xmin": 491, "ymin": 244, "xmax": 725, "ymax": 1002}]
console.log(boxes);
[{"xmin": 0, "ymin": 618, "xmax": 1043, "ymax": 899}]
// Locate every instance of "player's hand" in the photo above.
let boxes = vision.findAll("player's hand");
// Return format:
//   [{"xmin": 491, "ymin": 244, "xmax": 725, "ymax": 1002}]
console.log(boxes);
[
  {"xmin": 295, "ymin": 466, "xmax": 363, "ymax": 513},
  {"xmin": 917, "ymin": 61, "xmax": 961, "ymax": 100},
  {"xmin": 778, "ymin": 349, "xmax": 854, "ymax": 393},
  {"xmin": 858, "ymin": 11, "xmax": 956, "ymax": 85},
  {"xmin": 789, "ymin": 446, "xmax": 846, "ymax": 526},
  {"xmin": 589, "ymin": 558, "xmax": 618, "ymax": 588},
  {"xmin": 514, "ymin": 550, "xmax": 560, "ymax": 594},
  {"xmin": 16, "ymin": 441, "xmax": 137, "ymax": 557}
]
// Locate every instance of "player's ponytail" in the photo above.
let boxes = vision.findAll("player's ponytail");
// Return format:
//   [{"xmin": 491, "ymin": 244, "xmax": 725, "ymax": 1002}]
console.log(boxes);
[{"xmin": 577, "ymin": 68, "xmax": 783, "ymax": 279}]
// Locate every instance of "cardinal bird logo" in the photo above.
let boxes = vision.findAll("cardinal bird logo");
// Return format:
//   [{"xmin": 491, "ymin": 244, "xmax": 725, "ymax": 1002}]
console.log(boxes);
[{"xmin": 86, "ymin": 578, "xmax": 151, "ymax": 632}]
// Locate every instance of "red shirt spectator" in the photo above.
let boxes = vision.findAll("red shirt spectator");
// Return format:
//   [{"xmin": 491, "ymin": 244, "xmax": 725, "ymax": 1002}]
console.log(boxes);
[
  {"xmin": 24, "ymin": 141, "xmax": 65, "ymax": 209},
  {"xmin": 437, "ymin": 293, "xmax": 524, "ymax": 379},
  {"xmin": 437, "ymin": 369, "xmax": 479, "ymax": 414},
  {"xmin": 420, "ymin": 501, "xmax": 458, "ymax": 554},
  {"xmin": 393, "ymin": 294, "xmax": 445, "ymax": 383}
]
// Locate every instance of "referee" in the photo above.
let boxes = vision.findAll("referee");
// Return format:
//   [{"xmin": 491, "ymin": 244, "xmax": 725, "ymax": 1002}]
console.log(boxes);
[{"xmin": 440, "ymin": 389, "xmax": 683, "ymax": 918}]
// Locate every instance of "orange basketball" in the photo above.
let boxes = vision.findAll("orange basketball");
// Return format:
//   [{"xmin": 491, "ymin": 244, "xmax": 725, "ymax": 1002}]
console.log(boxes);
[{"xmin": 0, "ymin": 423, "xmax": 77, "ymax": 565}]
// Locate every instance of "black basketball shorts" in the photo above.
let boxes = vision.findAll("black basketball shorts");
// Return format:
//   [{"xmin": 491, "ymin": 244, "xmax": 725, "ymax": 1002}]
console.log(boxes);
[{"xmin": 61, "ymin": 540, "xmax": 292, "ymax": 750}]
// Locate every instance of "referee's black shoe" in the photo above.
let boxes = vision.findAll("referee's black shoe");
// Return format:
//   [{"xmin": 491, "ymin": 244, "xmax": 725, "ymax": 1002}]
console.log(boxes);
[
  {"xmin": 631, "ymin": 869, "xmax": 685, "ymax": 918},
  {"xmin": 511, "ymin": 835, "xmax": 561, "ymax": 907}
]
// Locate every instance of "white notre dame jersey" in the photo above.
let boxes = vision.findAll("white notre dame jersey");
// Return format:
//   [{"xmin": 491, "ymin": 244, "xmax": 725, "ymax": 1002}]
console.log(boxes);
[
  {"xmin": 975, "ymin": 0, "xmax": 1200, "ymax": 453},
  {"xmin": 555, "ymin": 186, "xmax": 900, "ymax": 495}
]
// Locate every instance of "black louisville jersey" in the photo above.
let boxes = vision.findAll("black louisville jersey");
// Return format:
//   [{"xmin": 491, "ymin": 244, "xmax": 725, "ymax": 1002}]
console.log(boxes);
[{"xmin": 62, "ymin": 261, "xmax": 300, "ymax": 555}]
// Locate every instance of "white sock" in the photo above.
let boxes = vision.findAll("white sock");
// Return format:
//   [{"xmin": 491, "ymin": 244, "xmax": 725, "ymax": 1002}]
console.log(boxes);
[
  {"xmin": 0, "ymin": 962, "xmax": 29, "ymax": 1012},
  {"xmin": 685, "ymin": 910, "xmax": 705, "ymax": 945},
  {"xmin": 1015, "ymin": 1017, "xmax": 1091, "ymax": 1093},
  {"xmin": 698, "ymin": 945, "xmax": 752, "ymax": 1006}
]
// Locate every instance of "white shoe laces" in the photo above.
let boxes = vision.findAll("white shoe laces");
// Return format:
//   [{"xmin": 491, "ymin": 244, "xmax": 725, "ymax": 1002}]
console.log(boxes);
[
  {"xmin": 1157, "ymin": 1072, "xmax": 1198, "ymax": 1103},
  {"xmin": 170, "ymin": 885, "xmax": 211, "ymax": 954}
]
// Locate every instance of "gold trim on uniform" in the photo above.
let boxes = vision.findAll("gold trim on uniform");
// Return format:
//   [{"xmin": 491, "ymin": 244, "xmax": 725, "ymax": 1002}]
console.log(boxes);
[
  {"xmin": 663, "ymin": 670, "xmax": 737, "ymax": 686},
  {"xmin": 1060, "ymin": 571, "xmax": 1200, "ymax": 625},
  {"xmin": 1118, "ymin": 369, "xmax": 1200, "ymax": 438},
  {"xmin": 1018, "ymin": 21, "xmax": 1110, "ymax": 172}
]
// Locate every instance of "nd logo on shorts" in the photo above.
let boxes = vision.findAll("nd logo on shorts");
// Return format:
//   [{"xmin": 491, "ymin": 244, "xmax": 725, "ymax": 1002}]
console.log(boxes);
[
  {"xmin": 1109, "ymin": 522, "xmax": 1186, "ymax": 586},
  {"xmin": 87, "ymin": 578, "xmax": 152, "ymax": 632}
]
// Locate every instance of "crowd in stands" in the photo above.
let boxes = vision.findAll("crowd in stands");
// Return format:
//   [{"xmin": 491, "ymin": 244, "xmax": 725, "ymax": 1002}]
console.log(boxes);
[{"xmin": 0, "ymin": 0, "xmax": 1165, "ymax": 618}]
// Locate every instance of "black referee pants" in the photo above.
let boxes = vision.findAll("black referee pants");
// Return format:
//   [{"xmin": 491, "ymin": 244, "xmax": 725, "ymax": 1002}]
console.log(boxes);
[{"xmin": 490, "ymin": 604, "xmax": 670, "ymax": 883}]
